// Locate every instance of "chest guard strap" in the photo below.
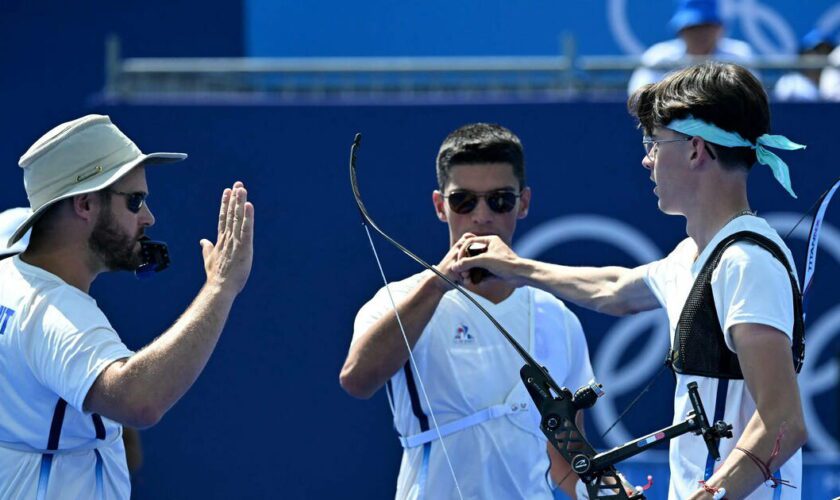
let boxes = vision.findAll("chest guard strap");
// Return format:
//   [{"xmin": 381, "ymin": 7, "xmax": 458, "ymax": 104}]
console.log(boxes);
[{"xmin": 667, "ymin": 231, "xmax": 805, "ymax": 379}]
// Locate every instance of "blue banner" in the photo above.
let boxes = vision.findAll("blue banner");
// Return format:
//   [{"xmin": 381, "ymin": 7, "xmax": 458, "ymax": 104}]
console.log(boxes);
[{"xmin": 247, "ymin": 0, "xmax": 840, "ymax": 56}]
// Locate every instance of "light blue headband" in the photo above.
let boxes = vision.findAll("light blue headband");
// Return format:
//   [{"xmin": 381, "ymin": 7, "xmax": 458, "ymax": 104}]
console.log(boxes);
[{"xmin": 667, "ymin": 116, "xmax": 805, "ymax": 198}]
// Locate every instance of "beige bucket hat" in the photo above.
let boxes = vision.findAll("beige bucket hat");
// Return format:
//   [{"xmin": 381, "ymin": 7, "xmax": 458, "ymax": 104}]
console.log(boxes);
[{"xmin": 9, "ymin": 114, "xmax": 187, "ymax": 246}]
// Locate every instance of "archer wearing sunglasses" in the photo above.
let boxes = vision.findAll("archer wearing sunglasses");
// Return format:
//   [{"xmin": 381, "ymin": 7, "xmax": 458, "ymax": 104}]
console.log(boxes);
[
  {"xmin": 0, "ymin": 115, "xmax": 255, "ymax": 500},
  {"xmin": 342, "ymin": 123, "xmax": 594, "ymax": 499}
]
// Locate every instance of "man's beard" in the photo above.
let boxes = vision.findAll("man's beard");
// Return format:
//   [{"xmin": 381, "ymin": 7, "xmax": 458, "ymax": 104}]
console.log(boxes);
[{"xmin": 88, "ymin": 209, "xmax": 143, "ymax": 271}]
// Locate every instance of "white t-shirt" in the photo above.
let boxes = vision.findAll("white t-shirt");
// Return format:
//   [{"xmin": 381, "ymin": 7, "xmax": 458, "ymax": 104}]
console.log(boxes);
[
  {"xmin": 0, "ymin": 256, "xmax": 134, "ymax": 500},
  {"xmin": 353, "ymin": 271, "xmax": 594, "ymax": 500},
  {"xmin": 643, "ymin": 216, "xmax": 802, "ymax": 500},
  {"xmin": 628, "ymin": 38, "xmax": 756, "ymax": 94},
  {"xmin": 819, "ymin": 45, "xmax": 840, "ymax": 101},
  {"xmin": 774, "ymin": 72, "xmax": 819, "ymax": 102}
]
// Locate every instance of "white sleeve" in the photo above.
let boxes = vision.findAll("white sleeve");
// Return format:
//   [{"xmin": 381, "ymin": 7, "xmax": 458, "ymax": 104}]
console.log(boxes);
[
  {"xmin": 820, "ymin": 46, "xmax": 840, "ymax": 101},
  {"xmin": 642, "ymin": 238, "xmax": 693, "ymax": 309},
  {"xmin": 628, "ymin": 67, "xmax": 659, "ymax": 95},
  {"xmin": 22, "ymin": 290, "xmax": 134, "ymax": 413},
  {"xmin": 628, "ymin": 41, "xmax": 679, "ymax": 94},
  {"xmin": 641, "ymin": 258, "xmax": 667, "ymax": 308},
  {"xmin": 352, "ymin": 286, "xmax": 394, "ymax": 347},
  {"xmin": 774, "ymin": 73, "xmax": 819, "ymax": 102},
  {"xmin": 351, "ymin": 273, "xmax": 425, "ymax": 347},
  {"xmin": 820, "ymin": 67, "xmax": 840, "ymax": 101},
  {"xmin": 711, "ymin": 244, "xmax": 795, "ymax": 353},
  {"xmin": 732, "ymin": 39, "xmax": 755, "ymax": 61}
]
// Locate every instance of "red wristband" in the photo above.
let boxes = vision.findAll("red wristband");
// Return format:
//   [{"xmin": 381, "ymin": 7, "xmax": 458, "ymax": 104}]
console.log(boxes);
[{"xmin": 698, "ymin": 480, "xmax": 727, "ymax": 499}]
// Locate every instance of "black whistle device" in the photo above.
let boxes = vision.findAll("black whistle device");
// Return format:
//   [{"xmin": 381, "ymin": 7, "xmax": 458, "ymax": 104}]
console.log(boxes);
[
  {"xmin": 466, "ymin": 242, "xmax": 492, "ymax": 284},
  {"xmin": 135, "ymin": 236, "xmax": 171, "ymax": 280}
]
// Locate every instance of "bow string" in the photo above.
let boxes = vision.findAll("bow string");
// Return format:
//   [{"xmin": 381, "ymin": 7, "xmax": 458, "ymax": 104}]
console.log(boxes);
[
  {"xmin": 351, "ymin": 133, "xmax": 660, "ymax": 500},
  {"xmin": 350, "ymin": 133, "xmax": 586, "ymax": 497}
]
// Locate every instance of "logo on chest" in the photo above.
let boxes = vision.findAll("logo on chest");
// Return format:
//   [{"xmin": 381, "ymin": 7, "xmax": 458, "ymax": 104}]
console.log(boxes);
[
  {"xmin": 0, "ymin": 305, "xmax": 15, "ymax": 335},
  {"xmin": 453, "ymin": 324, "xmax": 475, "ymax": 344}
]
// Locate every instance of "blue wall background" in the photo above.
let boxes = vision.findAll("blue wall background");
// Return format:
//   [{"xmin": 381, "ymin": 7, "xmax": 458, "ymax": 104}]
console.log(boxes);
[
  {"xmin": 1, "ymin": 102, "xmax": 836, "ymax": 499},
  {"xmin": 0, "ymin": 1, "xmax": 838, "ymax": 499},
  {"xmin": 247, "ymin": 0, "xmax": 840, "ymax": 56},
  {"xmin": 0, "ymin": 0, "xmax": 242, "ymax": 173}
]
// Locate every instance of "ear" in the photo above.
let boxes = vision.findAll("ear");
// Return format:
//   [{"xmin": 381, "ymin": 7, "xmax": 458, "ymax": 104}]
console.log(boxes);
[
  {"xmin": 517, "ymin": 186, "xmax": 531, "ymax": 219},
  {"xmin": 72, "ymin": 193, "xmax": 99, "ymax": 223},
  {"xmin": 688, "ymin": 137, "xmax": 706, "ymax": 169},
  {"xmin": 688, "ymin": 137, "xmax": 711, "ymax": 169},
  {"xmin": 432, "ymin": 190, "xmax": 448, "ymax": 223}
]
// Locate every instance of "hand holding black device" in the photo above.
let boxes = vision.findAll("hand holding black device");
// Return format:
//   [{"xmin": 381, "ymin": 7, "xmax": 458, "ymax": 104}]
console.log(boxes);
[{"xmin": 466, "ymin": 242, "xmax": 492, "ymax": 284}]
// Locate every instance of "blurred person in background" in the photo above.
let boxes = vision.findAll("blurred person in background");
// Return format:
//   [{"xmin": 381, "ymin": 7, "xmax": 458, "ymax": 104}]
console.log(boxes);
[
  {"xmin": 628, "ymin": 0, "xmax": 755, "ymax": 95},
  {"xmin": 341, "ymin": 123, "xmax": 594, "ymax": 499},
  {"xmin": 774, "ymin": 28, "xmax": 837, "ymax": 101},
  {"xmin": 819, "ymin": 36, "xmax": 840, "ymax": 101}
]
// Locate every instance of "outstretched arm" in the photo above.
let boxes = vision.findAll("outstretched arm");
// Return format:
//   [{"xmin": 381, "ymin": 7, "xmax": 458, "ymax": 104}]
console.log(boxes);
[
  {"xmin": 84, "ymin": 182, "xmax": 254, "ymax": 428},
  {"xmin": 453, "ymin": 235, "xmax": 659, "ymax": 316}
]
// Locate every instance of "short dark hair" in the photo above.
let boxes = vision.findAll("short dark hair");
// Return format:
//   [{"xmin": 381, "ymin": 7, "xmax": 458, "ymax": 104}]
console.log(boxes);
[
  {"xmin": 436, "ymin": 123, "xmax": 525, "ymax": 190},
  {"xmin": 628, "ymin": 62, "xmax": 770, "ymax": 170}
]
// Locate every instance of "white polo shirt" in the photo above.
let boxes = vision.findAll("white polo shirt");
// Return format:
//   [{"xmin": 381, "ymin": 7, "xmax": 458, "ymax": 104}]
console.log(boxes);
[{"xmin": 0, "ymin": 256, "xmax": 134, "ymax": 499}]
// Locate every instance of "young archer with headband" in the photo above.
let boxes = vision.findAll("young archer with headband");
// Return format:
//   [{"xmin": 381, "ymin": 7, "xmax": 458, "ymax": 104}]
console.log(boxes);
[{"xmin": 454, "ymin": 62, "xmax": 808, "ymax": 499}]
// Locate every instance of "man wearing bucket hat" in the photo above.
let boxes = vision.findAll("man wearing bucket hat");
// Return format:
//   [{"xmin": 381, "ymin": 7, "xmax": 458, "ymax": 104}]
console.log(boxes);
[
  {"xmin": 455, "ymin": 62, "xmax": 807, "ymax": 499},
  {"xmin": 774, "ymin": 28, "xmax": 837, "ymax": 101},
  {"xmin": 627, "ymin": 0, "xmax": 756, "ymax": 94},
  {"xmin": 0, "ymin": 114, "xmax": 254, "ymax": 499}
]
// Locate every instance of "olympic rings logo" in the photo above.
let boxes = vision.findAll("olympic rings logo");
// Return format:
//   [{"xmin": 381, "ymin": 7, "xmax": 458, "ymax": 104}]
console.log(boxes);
[
  {"xmin": 608, "ymin": 0, "xmax": 840, "ymax": 55},
  {"xmin": 514, "ymin": 213, "xmax": 840, "ymax": 454}
]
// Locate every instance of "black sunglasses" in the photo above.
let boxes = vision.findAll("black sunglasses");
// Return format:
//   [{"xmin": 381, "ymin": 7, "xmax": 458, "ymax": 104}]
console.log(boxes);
[
  {"xmin": 443, "ymin": 189, "xmax": 520, "ymax": 214},
  {"xmin": 107, "ymin": 190, "xmax": 148, "ymax": 214}
]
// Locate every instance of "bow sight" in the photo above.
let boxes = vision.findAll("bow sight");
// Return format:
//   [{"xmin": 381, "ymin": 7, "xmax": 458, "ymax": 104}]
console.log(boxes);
[{"xmin": 523, "ymin": 364, "xmax": 733, "ymax": 499}]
